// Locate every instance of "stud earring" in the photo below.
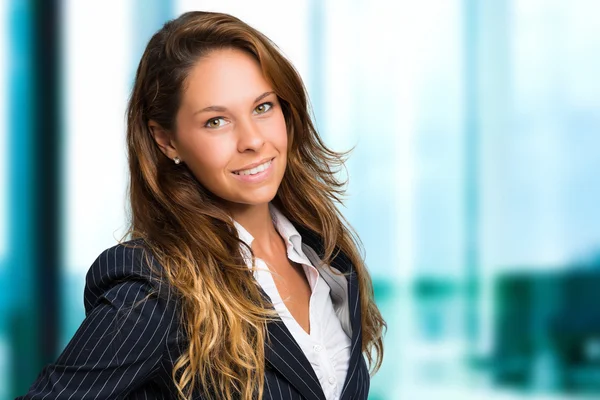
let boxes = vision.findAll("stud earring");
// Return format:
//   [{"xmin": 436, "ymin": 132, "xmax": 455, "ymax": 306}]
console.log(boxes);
[{"xmin": 173, "ymin": 157, "xmax": 181, "ymax": 165}]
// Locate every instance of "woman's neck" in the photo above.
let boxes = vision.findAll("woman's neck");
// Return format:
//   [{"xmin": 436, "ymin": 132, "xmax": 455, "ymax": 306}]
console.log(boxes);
[{"xmin": 228, "ymin": 202, "xmax": 282, "ymax": 257}]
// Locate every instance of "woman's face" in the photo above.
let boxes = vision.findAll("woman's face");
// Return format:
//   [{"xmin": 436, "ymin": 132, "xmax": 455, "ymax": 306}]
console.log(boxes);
[{"xmin": 156, "ymin": 48, "xmax": 288, "ymax": 210}]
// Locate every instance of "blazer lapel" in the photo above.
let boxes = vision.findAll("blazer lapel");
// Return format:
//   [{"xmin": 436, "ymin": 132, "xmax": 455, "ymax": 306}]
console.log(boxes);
[
  {"xmin": 295, "ymin": 225, "xmax": 364, "ymax": 400},
  {"xmin": 338, "ymin": 264, "xmax": 363, "ymax": 399},
  {"xmin": 262, "ymin": 310, "xmax": 326, "ymax": 400}
]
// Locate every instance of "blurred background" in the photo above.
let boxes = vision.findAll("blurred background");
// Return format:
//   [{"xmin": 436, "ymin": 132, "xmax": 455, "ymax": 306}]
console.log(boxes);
[{"xmin": 1, "ymin": 0, "xmax": 600, "ymax": 399}]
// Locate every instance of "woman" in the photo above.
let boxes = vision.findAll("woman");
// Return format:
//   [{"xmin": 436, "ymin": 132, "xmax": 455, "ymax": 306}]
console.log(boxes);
[{"xmin": 18, "ymin": 11, "xmax": 385, "ymax": 400}]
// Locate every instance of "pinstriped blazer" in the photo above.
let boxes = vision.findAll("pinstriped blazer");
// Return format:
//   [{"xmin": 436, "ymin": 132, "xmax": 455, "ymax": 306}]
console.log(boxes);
[{"xmin": 16, "ymin": 225, "xmax": 370, "ymax": 399}]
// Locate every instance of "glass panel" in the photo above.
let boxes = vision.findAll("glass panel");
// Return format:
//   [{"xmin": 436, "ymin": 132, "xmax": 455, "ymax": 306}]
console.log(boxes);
[
  {"xmin": 60, "ymin": 0, "xmax": 134, "ymax": 346},
  {"xmin": 0, "ymin": 1, "xmax": 8, "ymax": 397},
  {"xmin": 0, "ymin": 0, "xmax": 7, "ymax": 259}
]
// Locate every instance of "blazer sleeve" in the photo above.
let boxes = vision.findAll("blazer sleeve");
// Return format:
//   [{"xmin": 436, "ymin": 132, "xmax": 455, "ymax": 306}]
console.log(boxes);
[{"xmin": 16, "ymin": 241, "xmax": 180, "ymax": 399}]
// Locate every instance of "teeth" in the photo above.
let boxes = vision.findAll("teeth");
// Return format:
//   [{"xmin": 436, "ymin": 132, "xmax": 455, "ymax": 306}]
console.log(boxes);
[{"xmin": 234, "ymin": 159, "xmax": 272, "ymax": 176}]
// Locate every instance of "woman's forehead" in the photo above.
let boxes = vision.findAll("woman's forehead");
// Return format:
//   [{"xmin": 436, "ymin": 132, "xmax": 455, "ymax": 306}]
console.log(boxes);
[{"xmin": 180, "ymin": 48, "xmax": 274, "ymax": 113}]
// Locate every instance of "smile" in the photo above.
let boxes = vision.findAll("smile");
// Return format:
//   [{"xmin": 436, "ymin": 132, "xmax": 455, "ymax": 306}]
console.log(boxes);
[
  {"xmin": 231, "ymin": 158, "xmax": 275, "ymax": 183},
  {"xmin": 232, "ymin": 158, "xmax": 273, "ymax": 176}
]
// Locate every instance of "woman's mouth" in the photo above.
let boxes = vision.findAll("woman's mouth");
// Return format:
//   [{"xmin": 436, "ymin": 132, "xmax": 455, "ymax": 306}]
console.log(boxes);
[
  {"xmin": 231, "ymin": 158, "xmax": 275, "ymax": 183},
  {"xmin": 232, "ymin": 158, "xmax": 273, "ymax": 176}
]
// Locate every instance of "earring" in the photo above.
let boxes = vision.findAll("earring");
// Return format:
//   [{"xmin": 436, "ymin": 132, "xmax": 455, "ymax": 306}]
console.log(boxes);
[{"xmin": 173, "ymin": 157, "xmax": 181, "ymax": 165}]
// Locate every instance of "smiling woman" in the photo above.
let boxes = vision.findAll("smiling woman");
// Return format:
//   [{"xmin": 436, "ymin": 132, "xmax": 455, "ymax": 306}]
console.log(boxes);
[
  {"xmin": 17, "ymin": 11, "xmax": 386, "ymax": 400},
  {"xmin": 150, "ymin": 48, "xmax": 289, "ymax": 209}
]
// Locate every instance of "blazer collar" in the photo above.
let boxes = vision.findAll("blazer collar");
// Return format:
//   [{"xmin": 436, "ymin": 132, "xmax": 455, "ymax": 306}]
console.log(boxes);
[
  {"xmin": 294, "ymin": 224, "xmax": 353, "ymax": 275},
  {"xmin": 262, "ymin": 224, "xmax": 364, "ymax": 400}
]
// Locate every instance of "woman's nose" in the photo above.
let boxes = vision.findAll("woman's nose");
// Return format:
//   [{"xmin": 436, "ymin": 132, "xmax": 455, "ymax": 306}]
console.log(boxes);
[{"xmin": 236, "ymin": 118, "xmax": 265, "ymax": 152}]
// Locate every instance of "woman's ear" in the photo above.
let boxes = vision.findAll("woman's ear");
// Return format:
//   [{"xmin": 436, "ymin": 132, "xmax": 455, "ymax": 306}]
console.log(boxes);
[{"xmin": 148, "ymin": 120, "xmax": 179, "ymax": 160}]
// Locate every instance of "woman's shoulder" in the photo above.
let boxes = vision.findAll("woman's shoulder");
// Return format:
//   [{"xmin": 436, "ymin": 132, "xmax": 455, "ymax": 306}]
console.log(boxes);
[
  {"xmin": 83, "ymin": 238, "xmax": 174, "ymax": 315},
  {"xmin": 86, "ymin": 238, "xmax": 156, "ymax": 284}
]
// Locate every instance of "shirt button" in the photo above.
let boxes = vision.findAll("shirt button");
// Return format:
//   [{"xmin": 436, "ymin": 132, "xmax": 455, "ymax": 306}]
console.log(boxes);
[
  {"xmin": 328, "ymin": 376, "xmax": 336, "ymax": 385},
  {"xmin": 313, "ymin": 344, "xmax": 322, "ymax": 352}
]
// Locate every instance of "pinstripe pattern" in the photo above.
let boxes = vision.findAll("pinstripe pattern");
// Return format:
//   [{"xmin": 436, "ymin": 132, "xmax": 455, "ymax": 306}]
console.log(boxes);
[
  {"xmin": 295, "ymin": 225, "xmax": 368, "ymax": 400},
  {"xmin": 17, "ymin": 226, "xmax": 370, "ymax": 399}
]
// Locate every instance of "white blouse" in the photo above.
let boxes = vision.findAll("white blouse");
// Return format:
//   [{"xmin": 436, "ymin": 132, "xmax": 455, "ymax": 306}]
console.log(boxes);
[{"xmin": 233, "ymin": 203, "xmax": 351, "ymax": 400}]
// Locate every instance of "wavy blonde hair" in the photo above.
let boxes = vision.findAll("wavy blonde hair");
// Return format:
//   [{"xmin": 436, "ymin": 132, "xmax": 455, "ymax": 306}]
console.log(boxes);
[{"xmin": 125, "ymin": 11, "xmax": 386, "ymax": 399}]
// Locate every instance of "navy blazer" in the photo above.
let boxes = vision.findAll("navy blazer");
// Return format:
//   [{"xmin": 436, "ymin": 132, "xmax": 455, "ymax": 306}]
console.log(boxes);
[{"xmin": 16, "ymin": 225, "xmax": 370, "ymax": 399}]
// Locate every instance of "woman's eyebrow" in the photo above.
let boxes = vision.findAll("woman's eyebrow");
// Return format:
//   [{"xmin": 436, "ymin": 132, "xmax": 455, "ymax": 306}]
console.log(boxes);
[{"xmin": 194, "ymin": 91, "xmax": 275, "ymax": 115}]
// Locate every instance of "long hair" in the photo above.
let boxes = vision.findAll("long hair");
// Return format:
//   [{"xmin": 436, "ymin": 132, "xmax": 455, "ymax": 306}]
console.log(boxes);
[{"xmin": 125, "ymin": 11, "xmax": 386, "ymax": 399}]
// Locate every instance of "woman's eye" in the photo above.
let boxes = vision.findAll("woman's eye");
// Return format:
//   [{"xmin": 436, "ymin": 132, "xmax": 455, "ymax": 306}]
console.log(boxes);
[
  {"xmin": 254, "ymin": 102, "xmax": 272, "ymax": 114},
  {"xmin": 205, "ymin": 117, "xmax": 227, "ymax": 129}
]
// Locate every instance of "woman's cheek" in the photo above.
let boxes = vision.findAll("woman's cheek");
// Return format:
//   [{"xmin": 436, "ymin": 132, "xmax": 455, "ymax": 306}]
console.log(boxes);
[{"xmin": 268, "ymin": 113, "xmax": 288, "ymax": 148}]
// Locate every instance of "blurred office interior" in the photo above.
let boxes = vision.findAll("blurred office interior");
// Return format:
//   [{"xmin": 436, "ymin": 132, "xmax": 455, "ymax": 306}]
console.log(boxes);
[{"xmin": 1, "ymin": 0, "xmax": 600, "ymax": 398}]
